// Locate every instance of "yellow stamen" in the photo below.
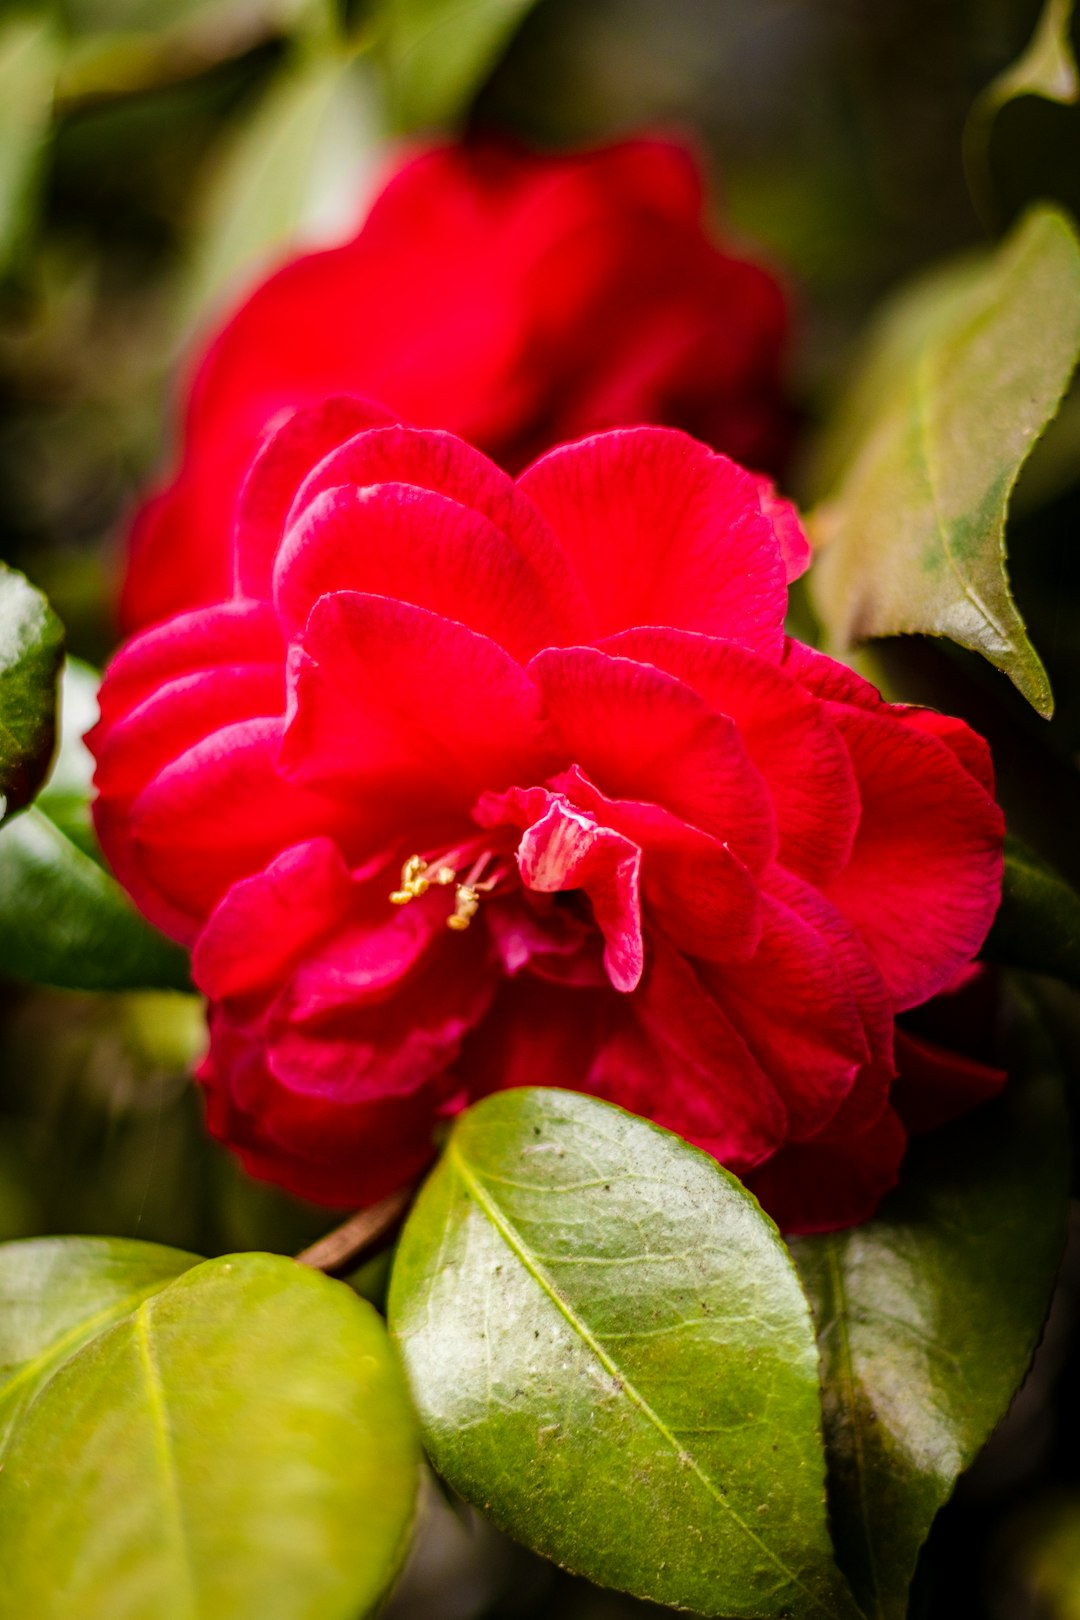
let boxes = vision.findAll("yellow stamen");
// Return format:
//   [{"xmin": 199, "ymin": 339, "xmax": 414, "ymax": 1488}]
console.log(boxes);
[{"xmin": 447, "ymin": 884, "xmax": 480, "ymax": 931}]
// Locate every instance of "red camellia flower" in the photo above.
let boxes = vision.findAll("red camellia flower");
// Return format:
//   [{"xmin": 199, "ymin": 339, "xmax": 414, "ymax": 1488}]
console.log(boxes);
[
  {"xmin": 90, "ymin": 405, "xmax": 1005, "ymax": 1233},
  {"xmin": 120, "ymin": 137, "xmax": 790, "ymax": 631}
]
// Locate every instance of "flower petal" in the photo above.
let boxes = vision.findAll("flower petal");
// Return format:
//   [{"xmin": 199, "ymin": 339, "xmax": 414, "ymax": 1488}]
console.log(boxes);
[
  {"xmin": 518, "ymin": 426, "xmax": 788, "ymax": 655},
  {"xmin": 603, "ymin": 627, "xmax": 859, "ymax": 884},
  {"xmin": 823, "ymin": 706, "xmax": 1004, "ymax": 1010},
  {"xmin": 233, "ymin": 396, "xmax": 401, "ymax": 599},
  {"xmin": 286, "ymin": 424, "xmax": 593, "ymax": 640},
  {"xmin": 530, "ymin": 644, "xmax": 777, "ymax": 870},
  {"xmin": 746, "ymin": 1105, "xmax": 908, "ymax": 1235},
  {"xmin": 273, "ymin": 482, "xmax": 567, "ymax": 661},
  {"xmin": 280, "ymin": 592, "xmax": 559, "ymax": 810}
]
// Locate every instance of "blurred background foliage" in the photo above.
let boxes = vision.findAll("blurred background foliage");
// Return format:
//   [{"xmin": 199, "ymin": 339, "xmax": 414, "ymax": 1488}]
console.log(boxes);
[{"xmin": 2, "ymin": 0, "xmax": 1080, "ymax": 1616}]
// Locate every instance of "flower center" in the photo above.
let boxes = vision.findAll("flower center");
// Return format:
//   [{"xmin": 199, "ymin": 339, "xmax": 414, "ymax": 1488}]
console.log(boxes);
[{"xmin": 389, "ymin": 846, "xmax": 511, "ymax": 932}]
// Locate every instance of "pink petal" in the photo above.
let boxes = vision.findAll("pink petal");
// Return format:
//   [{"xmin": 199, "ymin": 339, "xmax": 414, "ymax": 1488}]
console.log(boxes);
[
  {"xmin": 530, "ymin": 645, "xmax": 776, "ymax": 871},
  {"xmin": 513, "ymin": 792, "xmax": 644, "ymax": 992},
  {"xmin": 518, "ymin": 426, "xmax": 788, "ymax": 656},
  {"xmin": 94, "ymin": 663, "xmax": 283, "ymax": 803},
  {"xmin": 286, "ymin": 424, "xmax": 593, "ymax": 640},
  {"xmin": 192, "ymin": 838, "xmax": 357, "ymax": 1001},
  {"xmin": 233, "ymin": 396, "xmax": 400, "ymax": 600},
  {"xmin": 127, "ymin": 718, "xmax": 362, "ymax": 937},
  {"xmin": 557, "ymin": 766, "xmax": 763, "ymax": 963},
  {"xmin": 700, "ymin": 881, "xmax": 873, "ymax": 1142},
  {"xmin": 823, "ymin": 705, "xmax": 1004, "ymax": 1011},
  {"xmin": 746, "ymin": 1105, "xmax": 908, "ymax": 1235},
  {"xmin": 603, "ymin": 627, "xmax": 859, "ymax": 884},
  {"xmin": 200, "ymin": 1007, "xmax": 444, "ymax": 1208},
  {"xmin": 273, "ymin": 482, "xmax": 566, "ymax": 661},
  {"xmin": 781, "ymin": 638, "xmax": 887, "ymax": 711},
  {"xmin": 594, "ymin": 935, "xmax": 788, "ymax": 1171},
  {"xmin": 754, "ymin": 477, "xmax": 810, "ymax": 582},
  {"xmin": 280, "ymin": 592, "xmax": 559, "ymax": 809},
  {"xmin": 94, "ymin": 600, "xmax": 282, "ymax": 732}
]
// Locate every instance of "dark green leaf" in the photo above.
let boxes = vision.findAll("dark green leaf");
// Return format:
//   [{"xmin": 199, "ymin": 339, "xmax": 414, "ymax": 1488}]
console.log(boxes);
[
  {"xmin": 0, "ymin": 1251, "xmax": 420, "ymax": 1620},
  {"xmin": 373, "ymin": 0, "xmax": 541, "ymax": 130},
  {"xmin": 808, "ymin": 205, "xmax": 1080, "ymax": 716},
  {"xmin": 790, "ymin": 1016, "xmax": 1070, "ymax": 1620},
  {"xmin": 389, "ymin": 1088, "xmax": 857, "ymax": 1619},
  {"xmin": 0, "ymin": 562, "xmax": 64, "ymax": 822},
  {"xmin": 0, "ymin": 807, "xmax": 191, "ymax": 991},
  {"xmin": 983, "ymin": 835, "xmax": 1080, "ymax": 988}
]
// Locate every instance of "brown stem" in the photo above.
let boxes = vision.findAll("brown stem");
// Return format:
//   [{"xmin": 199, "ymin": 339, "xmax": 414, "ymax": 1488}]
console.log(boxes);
[{"xmin": 296, "ymin": 1183, "xmax": 414, "ymax": 1276}]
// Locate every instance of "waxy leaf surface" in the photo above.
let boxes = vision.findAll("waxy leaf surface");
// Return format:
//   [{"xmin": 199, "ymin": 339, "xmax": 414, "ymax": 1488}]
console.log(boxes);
[
  {"xmin": 809, "ymin": 205, "xmax": 1080, "ymax": 716},
  {"xmin": 0, "ymin": 1236, "xmax": 198, "ymax": 1449},
  {"xmin": 791, "ymin": 1031, "xmax": 1069, "ymax": 1620},
  {"xmin": 0, "ymin": 1251, "xmax": 420, "ymax": 1620},
  {"xmin": 389, "ymin": 1087, "xmax": 856, "ymax": 1619},
  {"xmin": 0, "ymin": 561, "xmax": 64, "ymax": 821}
]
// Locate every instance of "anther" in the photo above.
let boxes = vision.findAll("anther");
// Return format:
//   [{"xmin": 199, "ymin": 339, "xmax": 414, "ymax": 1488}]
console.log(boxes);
[
  {"xmin": 447, "ymin": 884, "xmax": 480, "ymax": 931},
  {"xmin": 390, "ymin": 854, "xmax": 434, "ymax": 905}
]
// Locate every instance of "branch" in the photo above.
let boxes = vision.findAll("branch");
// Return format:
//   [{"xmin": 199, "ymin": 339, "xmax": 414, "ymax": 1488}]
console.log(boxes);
[{"xmin": 296, "ymin": 1183, "xmax": 414, "ymax": 1275}]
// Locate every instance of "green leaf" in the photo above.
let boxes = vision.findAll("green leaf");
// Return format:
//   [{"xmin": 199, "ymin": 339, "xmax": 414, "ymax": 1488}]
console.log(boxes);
[
  {"xmin": 965, "ymin": 0, "xmax": 1079, "ymax": 220},
  {"xmin": 0, "ymin": 14, "xmax": 56, "ymax": 275},
  {"xmin": 790, "ymin": 1019, "xmax": 1070, "ymax": 1620},
  {"xmin": 373, "ymin": 0, "xmax": 541, "ymax": 130},
  {"xmin": 389, "ymin": 1087, "xmax": 856, "ymax": 1620},
  {"xmin": 0, "ymin": 561, "xmax": 64, "ymax": 822},
  {"xmin": 0, "ymin": 1236, "xmax": 199, "ymax": 1447},
  {"xmin": 183, "ymin": 45, "xmax": 379, "ymax": 332},
  {"xmin": 0, "ymin": 1251, "xmax": 420, "ymax": 1620},
  {"xmin": 807, "ymin": 204, "xmax": 1080, "ymax": 717},
  {"xmin": 0, "ymin": 807, "xmax": 191, "ymax": 991},
  {"xmin": 983, "ymin": 835, "xmax": 1080, "ymax": 988}
]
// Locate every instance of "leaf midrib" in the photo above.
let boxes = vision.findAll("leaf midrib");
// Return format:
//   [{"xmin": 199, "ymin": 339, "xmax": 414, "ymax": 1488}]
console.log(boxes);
[{"xmin": 448, "ymin": 1140, "xmax": 838, "ymax": 1619}]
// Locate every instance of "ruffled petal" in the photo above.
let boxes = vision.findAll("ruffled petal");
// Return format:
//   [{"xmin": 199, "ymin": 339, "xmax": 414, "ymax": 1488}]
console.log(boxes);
[
  {"xmin": 233, "ymin": 396, "xmax": 400, "ymax": 599},
  {"xmin": 281, "ymin": 593, "xmax": 559, "ymax": 810},
  {"xmin": 286, "ymin": 424, "xmax": 593, "ymax": 640},
  {"xmin": 273, "ymin": 482, "xmax": 566, "ymax": 660},
  {"xmin": 746, "ymin": 1105, "xmax": 908, "ymax": 1235},
  {"xmin": 823, "ymin": 706, "xmax": 1004, "ymax": 1010},
  {"xmin": 603, "ymin": 628, "xmax": 859, "ymax": 884},
  {"xmin": 530, "ymin": 645, "xmax": 777, "ymax": 870},
  {"xmin": 518, "ymin": 427, "xmax": 788, "ymax": 655}
]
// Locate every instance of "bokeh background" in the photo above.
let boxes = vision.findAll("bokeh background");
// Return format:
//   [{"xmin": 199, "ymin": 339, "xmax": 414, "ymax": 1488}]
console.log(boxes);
[{"xmin": 2, "ymin": 3, "xmax": 1079, "ymax": 1616}]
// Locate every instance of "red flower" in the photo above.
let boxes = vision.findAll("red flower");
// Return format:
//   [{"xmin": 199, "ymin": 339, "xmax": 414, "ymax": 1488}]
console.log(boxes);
[
  {"xmin": 90, "ymin": 410, "xmax": 1004, "ymax": 1232},
  {"xmin": 120, "ymin": 138, "xmax": 791, "ymax": 632}
]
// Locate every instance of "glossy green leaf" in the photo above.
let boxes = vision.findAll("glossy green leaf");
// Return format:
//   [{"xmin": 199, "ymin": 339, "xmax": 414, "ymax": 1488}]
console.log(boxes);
[
  {"xmin": 0, "ymin": 1236, "xmax": 199, "ymax": 1446},
  {"xmin": 808, "ymin": 204, "xmax": 1080, "ymax": 716},
  {"xmin": 983, "ymin": 835, "xmax": 1080, "ymax": 988},
  {"xmin": 0, "ymin": 807, "xmax": 191, "ymax": 991},
  {"xmin": 0, "ymin": 15, "xmax": 56, "ymax": 274},
  {"xmin": 373, "ymin": 0, "xmax": 541, "ymax": 130},
  {"xmin": 791, "ymin": 1025, "xmax": 1070, "ymax": 1620},
  {"xmin": 389, "ymin": 1087, "xmax": 857, "ymax": 1619},
  {"xmin": 0, "ymin": 561, "xmax": 64, "ymax": 822},
  {"xmin": 0, "ymin": 1251, "xmax": 420, "ymax": 1620}
]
